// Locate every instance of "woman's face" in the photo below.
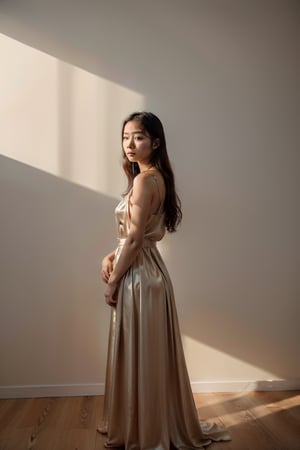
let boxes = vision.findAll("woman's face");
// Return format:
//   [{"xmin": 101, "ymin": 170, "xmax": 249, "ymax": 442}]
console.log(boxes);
[{"xmin": 122, "ymin": 120, "xmax": 154, "ymax": 166}]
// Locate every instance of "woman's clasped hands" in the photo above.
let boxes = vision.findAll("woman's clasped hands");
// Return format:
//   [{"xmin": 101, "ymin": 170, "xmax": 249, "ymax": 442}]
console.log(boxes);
[
  {"xmin": 104, "ymin": 282, "xmax": 118, "ymax": 307},
  {"xmin": 101, "ymin": 253, "xmax": 118, "ymax": 307}
]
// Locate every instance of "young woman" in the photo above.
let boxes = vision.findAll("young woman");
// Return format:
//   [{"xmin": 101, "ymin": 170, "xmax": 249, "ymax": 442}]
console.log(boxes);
[{"xmin": 98, "ymin": 112, "xmax": 230, "ymax": 449}]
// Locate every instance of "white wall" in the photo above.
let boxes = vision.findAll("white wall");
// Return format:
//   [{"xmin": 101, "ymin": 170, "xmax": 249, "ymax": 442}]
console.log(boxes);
[{"xmin": 0, "ymin": 0, "xmax": 299, "ymax": 397}]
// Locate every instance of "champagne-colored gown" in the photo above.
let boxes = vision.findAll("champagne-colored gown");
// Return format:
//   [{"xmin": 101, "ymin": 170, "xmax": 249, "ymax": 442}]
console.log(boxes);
[{"xmin": 99, "ymin": 178, "xmax": 231, "ymax": 449}]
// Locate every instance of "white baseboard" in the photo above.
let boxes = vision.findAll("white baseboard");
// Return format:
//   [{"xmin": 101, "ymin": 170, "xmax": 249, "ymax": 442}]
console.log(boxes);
[
  {"xmin": 191, "ymin": 379, "xmax": 300, "ymax": 393},
  {"xmin": 0, "ymin": 379, "xmax": 299, "ymax": 399},
  {"xmin": 0, "ymin": 383, "xmax": 105, "ymax": 399}
]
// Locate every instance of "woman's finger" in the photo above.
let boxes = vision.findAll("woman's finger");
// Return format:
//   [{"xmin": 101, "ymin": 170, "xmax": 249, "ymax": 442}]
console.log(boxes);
[
  {"xmin": 105, "ymin": 295, "xmax": 117, "ymax": 307},
  {"xmin": 101, "ymin": 269, "xmax": 110, "ymax": 283}
]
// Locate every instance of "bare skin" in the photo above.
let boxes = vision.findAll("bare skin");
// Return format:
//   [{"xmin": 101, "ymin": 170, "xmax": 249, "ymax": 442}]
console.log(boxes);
[{"xmin": 101, "ymin": 120, "xmax": 165, "ymax": 306}]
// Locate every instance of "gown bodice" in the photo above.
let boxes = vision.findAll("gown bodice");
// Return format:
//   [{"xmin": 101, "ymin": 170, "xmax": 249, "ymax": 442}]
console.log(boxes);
[{"xmin": 115, "ymin": 192, "xmax": 166, "ymax": 244}]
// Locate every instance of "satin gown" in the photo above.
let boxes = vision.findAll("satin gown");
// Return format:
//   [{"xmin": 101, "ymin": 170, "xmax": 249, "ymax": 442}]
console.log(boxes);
[{"xmin": 99, "ymin": 178, "xmax": 231, "ymax": 449}]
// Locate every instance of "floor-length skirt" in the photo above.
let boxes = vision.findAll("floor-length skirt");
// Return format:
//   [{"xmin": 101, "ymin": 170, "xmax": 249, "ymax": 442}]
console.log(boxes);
[{"xmin": 99, "ymin": 243, "xmax": 231, "ymax": 450}]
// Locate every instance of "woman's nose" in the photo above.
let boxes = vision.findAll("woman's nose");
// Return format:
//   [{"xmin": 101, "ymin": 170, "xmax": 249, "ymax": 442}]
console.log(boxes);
[{"xmin": 128, "ymin": 138, "xmax": 135, "ymax": 148}]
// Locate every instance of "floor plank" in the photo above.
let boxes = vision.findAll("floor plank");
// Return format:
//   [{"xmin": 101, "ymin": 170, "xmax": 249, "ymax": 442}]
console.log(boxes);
[{"xmin": 246, "ymin": 391, "xmax": 300, "ymax": 450}]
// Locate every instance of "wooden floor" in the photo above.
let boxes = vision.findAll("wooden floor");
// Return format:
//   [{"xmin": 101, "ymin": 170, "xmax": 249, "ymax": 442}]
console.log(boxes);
[{"xmin": 0, "ymin": 391, "xmax": 299, "ymax": 450}]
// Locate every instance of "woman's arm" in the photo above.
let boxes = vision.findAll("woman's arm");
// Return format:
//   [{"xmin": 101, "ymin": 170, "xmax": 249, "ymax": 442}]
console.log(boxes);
[{"xmin": 104, "ymin": 174, "xmax": 155, "ymax": 306}]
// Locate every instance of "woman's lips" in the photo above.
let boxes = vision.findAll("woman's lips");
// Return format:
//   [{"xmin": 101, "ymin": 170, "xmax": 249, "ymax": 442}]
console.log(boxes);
[{"xmin": 127, "ymin": 152, "xmax": 136, "ymax": 156}]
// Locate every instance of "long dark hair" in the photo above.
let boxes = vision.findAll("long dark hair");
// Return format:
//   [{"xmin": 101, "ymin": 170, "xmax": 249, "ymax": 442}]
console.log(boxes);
[{"xmin": 121, "ymin": 111, "xmax": 182, "ymax": 232}]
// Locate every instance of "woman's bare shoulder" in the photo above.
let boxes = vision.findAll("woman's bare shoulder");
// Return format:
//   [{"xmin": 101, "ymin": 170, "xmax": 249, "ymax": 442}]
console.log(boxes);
[
  {"xmin": 130, "ymin": 172, "xmax": 155, "ymax": 200},
  {"xmin": 133, "ymin": 171, "xmax": 157, "ymax": 187}
]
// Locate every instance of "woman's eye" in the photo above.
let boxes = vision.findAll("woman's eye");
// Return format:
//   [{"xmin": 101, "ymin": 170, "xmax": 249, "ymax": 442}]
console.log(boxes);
[{"xmin": 135, "ymin": 136, "xmax": 143, "ymax": 140}]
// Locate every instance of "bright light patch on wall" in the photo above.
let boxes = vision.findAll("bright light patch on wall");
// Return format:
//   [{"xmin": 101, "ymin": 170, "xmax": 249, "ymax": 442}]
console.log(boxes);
[
  {"xmin": 182, "ymin": 335, "xmax": 279, "ymax": 382},
  {"xmin": 0, "ymin": 34, "xmax": 144, "ymax": 198}
]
